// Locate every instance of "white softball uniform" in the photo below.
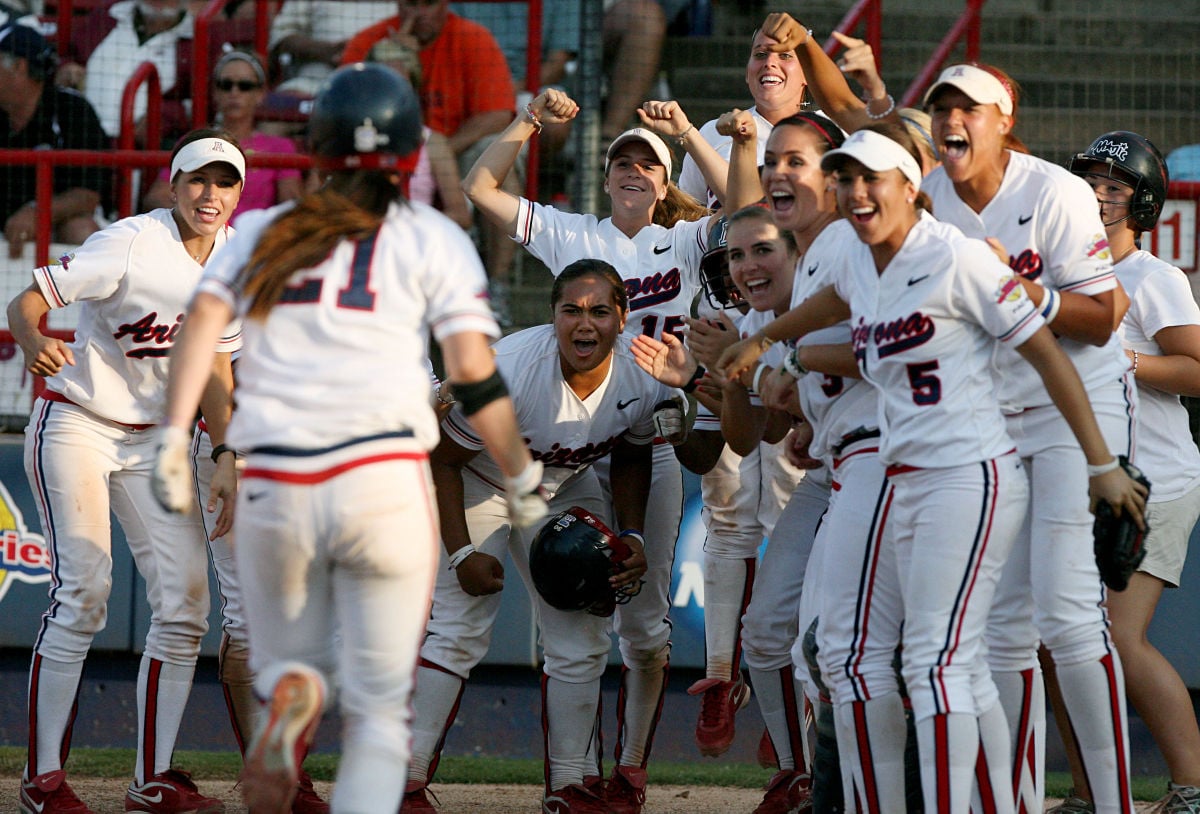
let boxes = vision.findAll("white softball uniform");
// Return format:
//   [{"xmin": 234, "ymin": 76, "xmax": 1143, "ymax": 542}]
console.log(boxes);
[
  {"xmin": 515, "ymin": 198, "xmax": 710, "ymax": 344},
  {"xmin": 927, "ymin": 151, "xmax": 1136, "ymax": 814},
  {"xmin": 516, "ymin": 198, "xmax": 709, "ymax": 769},
  {"xmin": 23, "ymin": 209, "xmax": 237, "ymax": 785},
  {"xmin": 410, "ymin": 326, "xmax": 671, "ymax": 792},
  {"xmin": 197, "ymin": 199, "xmax": 498, "ymax": 813},
  {"xmin": 1116, "ymin": 249, "xmax": 1200, "ymax": 584},
  {"xmin": 836, "ymin": 217, "xmax": 1044, "ymax": 814},
  {"xmin": 789, "ymin": 220, "xmax": 905, "ymax": 811}
]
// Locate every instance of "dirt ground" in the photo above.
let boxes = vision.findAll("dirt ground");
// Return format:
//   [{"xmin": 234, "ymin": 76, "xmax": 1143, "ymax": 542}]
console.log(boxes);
[{"xmin": 18, "ymin": 778, "xmax": 1162, "ymax": 812}]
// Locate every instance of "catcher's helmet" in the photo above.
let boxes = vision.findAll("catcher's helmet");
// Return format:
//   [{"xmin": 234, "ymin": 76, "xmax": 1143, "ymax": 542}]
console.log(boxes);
[
  {"xmin": 1069, "ymin": 131, "xmax": 1169, "ymax": 231},
  {"xmin": 529, "ymin": 507, "xmax": 640, "ymax": 617},
  {"xmin": 307, "ymin": 63, "xmax": 423, "ymax": 172},
  {"xmin": 699, "ymin": 215, "xmax": 743, "ymax": 310}
]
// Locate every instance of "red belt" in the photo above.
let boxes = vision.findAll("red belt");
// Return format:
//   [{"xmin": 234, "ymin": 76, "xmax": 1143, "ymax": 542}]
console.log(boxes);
[
  {"xmin": 43, "ymin": 390, "xmax": 155, "ymax": 431},
  {"xmin": 885, "ymin": 463, "xmax": 922, "ymax": 477}
]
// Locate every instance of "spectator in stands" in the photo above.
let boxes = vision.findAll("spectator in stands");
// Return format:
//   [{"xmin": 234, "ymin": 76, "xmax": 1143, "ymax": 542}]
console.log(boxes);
[
  {"xmin": 0, "ymin": 21, "xmax": 110, "ymax": 259},
  {"xmin": 77, "ymin": 0, "xmax": 196, "ymax": 142},
  {"xmin": 343, "ymin": 0, "xmax": 519, "ymax": 318},
  {"xmin": 268, "ymin": 0, "xmax": 396, "ymax": 96},
  {"xmin": 450, "ymin": 0, "xmax": 580, "ymax": 94},
  {"xmin": 368, "ymin": 38, "xmax": 471, "ymax": 229},
  {"xmin": 142, "ymin": 50, "xmax": 303, "ymax": 224},
  {"xmin": 1166, "ymin": 144, "xmax": 1200, "ymax": 182},
  {"xmin": 601, "ymin": 0, "xmax": 673, "ymax": 142}
]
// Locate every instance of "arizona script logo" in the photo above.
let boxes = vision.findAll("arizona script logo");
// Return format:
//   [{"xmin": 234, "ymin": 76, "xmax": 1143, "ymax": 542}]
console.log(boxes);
[
  {"xmin": 112, "ymin": 312, "xmax": 184, "ymax": 358},
  {"xmin": 626, "ymin": 268, "xmax": 682, "ymax": 311},
  {"xmin": 871, "ymin": 311, "xmax": 937, "ymax": 358},
  {"xmin": 1008, "ymin": 248, "xmax": 1043, "ymax": 282},
  {"xmin": 529, "ymin": 435, "xmax": 621, "ymax": 469}
]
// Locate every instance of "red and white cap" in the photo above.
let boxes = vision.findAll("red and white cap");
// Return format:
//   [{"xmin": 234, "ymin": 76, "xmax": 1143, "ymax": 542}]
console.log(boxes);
[
  {"xmin": 605, "ymin": 127, "xmax": 673, "ymax": 178},
  {"xmin": 923, "ymin": 64, "xmax": 1014, "ymax": 116}
]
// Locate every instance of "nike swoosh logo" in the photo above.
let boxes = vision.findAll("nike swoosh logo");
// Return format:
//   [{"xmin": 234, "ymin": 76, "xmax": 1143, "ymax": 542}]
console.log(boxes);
[
  {"xmin": 22, "ymin": 794, "xmax": 46, "ymax": 813},
  {"xmin": 128, "ymin": 790, "xmax": 165, "ymax": 804},
  {"xmin": 1018, "ymin": 214, "xmax": 1033, "ymax": 225},
  {"xmin": 246, "ymin": 491, "xmax": 268, "ymax": 502},
  {"xmin": 907, "ymin": 275, "xmax": 930, "ymax": 286},
  {"xmin": 617, "ymin": 398, "xmax": 640, "ymax": 410},
  {"xmin": 807, "ymin": 264, "xmax": 819, "ymax": 276},
  {"xmin": 652, "ymin": 245, "xmax": 671, "ymax": 254}
]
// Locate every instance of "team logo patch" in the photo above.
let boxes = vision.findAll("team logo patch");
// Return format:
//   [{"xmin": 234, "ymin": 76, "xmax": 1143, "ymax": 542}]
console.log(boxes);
[
  {"xmin": 1088, "ymin": 138, "xmax": 1129, "ymax": 162},
  {"xmin": 1086, "ymin": 234, "xmax": 1111, "ymax": 260},
  {"xmin": 0, "ymin": 479, "xmax": 51, "ymax": 603},
  {"xmin": 51, "ymin": 252, "xmax": 74, "ymax": 270},
  {"xmin": 995, "ymin": 275, "xmax": 1023, "ymax": 304}
]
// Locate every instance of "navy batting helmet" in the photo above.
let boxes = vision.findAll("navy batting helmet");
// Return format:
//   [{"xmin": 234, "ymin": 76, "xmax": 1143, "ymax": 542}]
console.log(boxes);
[
  {"xmin": 699, "ymin": 215, "xmax": 743, "ymax": 310},
  {"xmin": 307, "ymin": 63, "xmax": 423, "ymax": 172},
  {"xmin": 529, "ymin": 507, "xmax": 641, "ymax": 617},
  {"xmin": 1069, "ymin": 131, "xmax": 1169, "ymax": 231}
]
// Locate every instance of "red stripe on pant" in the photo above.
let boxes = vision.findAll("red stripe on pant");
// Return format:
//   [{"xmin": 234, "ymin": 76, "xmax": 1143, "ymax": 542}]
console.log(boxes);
[
  {"xmin": 420, "ymin": 657, "xmax": 465, "ymax": 784},
  {"xmin": 1101, "ymin": 652, "xmax": 1134, "ymax": 813},
  {"xmin": 142, "ymin": 657, "xmax": 163, "ymax": 782},
  {"xmin": 853, "ymin": 700, "xmax": 882, "ymax": 813}
]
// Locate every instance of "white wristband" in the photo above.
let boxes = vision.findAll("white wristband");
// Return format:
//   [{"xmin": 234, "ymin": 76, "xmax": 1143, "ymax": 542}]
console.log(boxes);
[
  {"xmin": 1086, "ymin": 457, "xmax": 1120, "ymax": 477},
  {"xmin": 619, "ymin": 529, "xmax": 646, "ymax": 547},
  {"xmin": 782, "ymin": 347, "xmax": 807, "ymax": 379},
  {"xmin": 447, "ymin": 545, "xmax": 477, "ymax": 570},
  {"xmin": 751, "ymin": 363, "xmax": 769, "ymax": 394},
  {"xmin": 1039, "ymin": 287, "xmax": 1061, "ymax": 325}
]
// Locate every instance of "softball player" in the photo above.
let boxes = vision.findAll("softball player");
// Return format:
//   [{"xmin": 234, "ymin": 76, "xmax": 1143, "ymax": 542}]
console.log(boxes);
[
  {"xmin": 187, "ymin": 368, "xmax": 329, "ymax": 814},
  {"xmin": 465, "ymin": 88, "xmax": 740, "ymax": 811},
  {"xmin": 734, "ymin": 112, "xmax": 907, "ymax": 812},
  {"xmin": 676, "ymin": 22, "xmax": 814, "ymax": 209},
  {"xmin": 638, "ymin": 201, "xmax": 831, "ymax": 813},
  {"xmin": 8, "ymin": 129, "xmax": 243, "ymax": 814},
  {"xmin": 153, "ymin": 64, "xmax": 546, "ymax": 814},
  {"xmin": 719, "ymin": 125, "xmax": 1147, "ymax": 814},
  {"xmin": 402, "ymin": 260, "xmax": 671, "ymax": 814},
  {"xmin": 922, "ymin": 64, "xmax": 1138, "ymax": 814},
  {"xmin": 1066, "ymin": 133, "xmax": 1200, "ymax": 812}
]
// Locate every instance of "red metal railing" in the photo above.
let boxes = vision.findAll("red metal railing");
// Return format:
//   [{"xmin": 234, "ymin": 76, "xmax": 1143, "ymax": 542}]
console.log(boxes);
[
  {"xmin": 901, "ymin": 0, "xmax": 986, "ymax": 108},
  {"xmin": 823, "ymin": 0, "xmax": 882, "ymax": 69}
]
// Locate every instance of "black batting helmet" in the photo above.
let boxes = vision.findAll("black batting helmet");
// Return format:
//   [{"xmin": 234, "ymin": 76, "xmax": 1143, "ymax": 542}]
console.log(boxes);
[
  {"xmin": 529, "ymin": 507, "xmax": 641, "ymax": 617},
  {"xmin": 1069, "ymin": 131, "xmax": 1169, "ymax": 231},
  {"xmin": 699, "ymin": 215, "xmax": 743, "ymax": 310},
  {"xmin": 307, "ymin": 63, "xmax": 423, "ymax": 172}
]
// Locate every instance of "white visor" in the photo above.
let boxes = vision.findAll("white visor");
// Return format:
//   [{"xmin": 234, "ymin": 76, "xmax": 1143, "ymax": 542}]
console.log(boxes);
[
  {"xmin": 821, "ymin": 129, "xmax": 923, "ymax": 189},
  {"xmin": 170, "ymin": 137, "xmax": 246, "ymax": 181}
]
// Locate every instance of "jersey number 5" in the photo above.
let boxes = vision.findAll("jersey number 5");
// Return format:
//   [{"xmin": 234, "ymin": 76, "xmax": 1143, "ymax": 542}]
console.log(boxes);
[{"xmin": 906, "ymin": 361, "xmax": 941, "ymax": 405}]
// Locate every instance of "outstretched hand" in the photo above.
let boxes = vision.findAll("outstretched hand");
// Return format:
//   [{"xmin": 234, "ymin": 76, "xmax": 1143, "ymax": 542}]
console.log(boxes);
[
  {"xmin": 831, "ymin": 31, "xmax": 887, "ymax": 101},
  {"xmin": 717, "ymin": 334, "xmax": 770, "ymax": 385},
  {"xmin": 684, "ymin": 314, "xmax": 738, "ymax": 368},
  {"xmin": 630, "ymin": 331, "xmax": 696, "ymax": 387}
]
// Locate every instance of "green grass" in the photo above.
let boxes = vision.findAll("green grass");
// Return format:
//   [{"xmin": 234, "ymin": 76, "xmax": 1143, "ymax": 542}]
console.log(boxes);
[{"xmin": 0, "ymin": 746, "xmax": 1169, "ymax": 800}]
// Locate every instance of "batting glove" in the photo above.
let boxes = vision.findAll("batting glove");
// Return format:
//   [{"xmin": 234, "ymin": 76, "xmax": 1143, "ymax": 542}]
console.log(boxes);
[
  {"xmin": 152, "ymin": 425, "xmax": 194, "ymax": 514},
  {"xmin": 653, "ymin": 395, "xmax": 689, "ymax": 446},
  {"xmin": 504, "ymin": 459, "xmax": 550, "ymax": 529}
]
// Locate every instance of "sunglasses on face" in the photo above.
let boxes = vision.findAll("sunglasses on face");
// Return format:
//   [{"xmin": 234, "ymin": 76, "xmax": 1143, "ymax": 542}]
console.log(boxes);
[{"xmin": 215, "ymin": 78, "xmax": 261, "ymax": 92}]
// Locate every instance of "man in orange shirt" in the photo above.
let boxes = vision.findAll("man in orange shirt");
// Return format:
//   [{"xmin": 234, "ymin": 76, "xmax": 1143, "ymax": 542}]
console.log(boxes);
[{"xmin": 344, "ymin": 0, "xmax": 519, "ymax": 318}]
